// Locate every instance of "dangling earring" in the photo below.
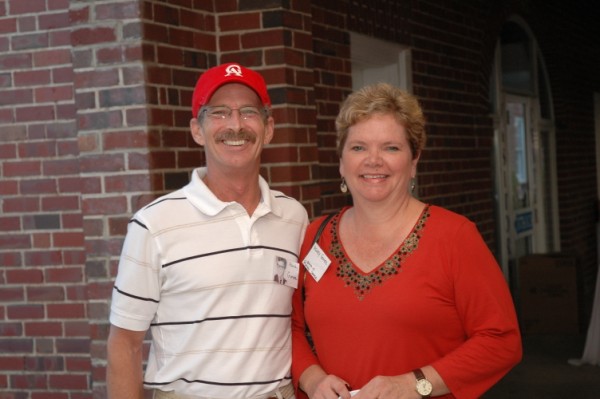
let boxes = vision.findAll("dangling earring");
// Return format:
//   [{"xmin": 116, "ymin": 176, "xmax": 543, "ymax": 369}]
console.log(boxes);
[
  {"xmin": 340, "ymin": 178, "xmax": 348, "ymax": 193},
  {"xmin": 410, "ymin": 178, "xmax": 416, "ymax": 193}
]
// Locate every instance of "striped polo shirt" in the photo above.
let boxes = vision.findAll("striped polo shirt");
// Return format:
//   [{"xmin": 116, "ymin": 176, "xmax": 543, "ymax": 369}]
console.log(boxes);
[{"xmin": 109, "ymin": 167, "xmax": 308, "ymax": 397}]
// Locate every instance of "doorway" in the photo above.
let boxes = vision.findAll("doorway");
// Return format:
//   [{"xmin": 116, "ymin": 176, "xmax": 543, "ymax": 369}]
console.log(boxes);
[{"xmin": 492, "ymin": 18, "xmax": 559, "ymax": 285}]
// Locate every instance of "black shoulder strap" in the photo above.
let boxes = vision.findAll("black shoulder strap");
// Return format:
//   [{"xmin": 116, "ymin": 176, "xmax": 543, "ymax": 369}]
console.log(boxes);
[
  {"xmin": 309, "ymin": 212, "xmax": 336, "ymax": 249},
  {"xmin": 302, "ymin": 212, "xmax": 336, "ymax": 355}
]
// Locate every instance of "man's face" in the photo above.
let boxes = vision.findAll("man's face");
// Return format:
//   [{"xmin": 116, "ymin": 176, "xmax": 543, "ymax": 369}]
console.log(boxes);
[{"xmin": 190, "ymin": 83, "xmax": 274, "ymax": 174}]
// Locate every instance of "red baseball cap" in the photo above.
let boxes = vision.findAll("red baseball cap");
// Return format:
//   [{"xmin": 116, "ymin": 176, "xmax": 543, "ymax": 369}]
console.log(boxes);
[{"xmin": 191, "ymin": 63, "xmax": 271, "ymax": 117}]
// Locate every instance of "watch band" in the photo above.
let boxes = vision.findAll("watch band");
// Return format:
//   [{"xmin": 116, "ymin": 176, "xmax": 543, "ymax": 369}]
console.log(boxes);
[
  {"xmin": 413, "ymin": 368, "xmax": 432, "ymax": 398},
  {"xmin": 413, "ymin": 368, "xmax": 426, "ymax": 380}
]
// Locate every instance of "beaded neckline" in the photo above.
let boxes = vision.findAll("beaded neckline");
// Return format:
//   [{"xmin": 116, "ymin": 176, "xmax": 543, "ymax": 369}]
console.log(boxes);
[{"xmin": 330, "ymin": 205, "xmax": 430, "ymax": 300}]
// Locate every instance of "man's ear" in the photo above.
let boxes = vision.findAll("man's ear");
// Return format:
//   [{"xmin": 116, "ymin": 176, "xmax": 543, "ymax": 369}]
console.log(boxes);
[
  {"xmin": 263, "ymin": 117, "xmax": 274, "ymax": 145},
  {"xmin": 190, "ymin": 118, "xmax": 205, "ymax": 146}
]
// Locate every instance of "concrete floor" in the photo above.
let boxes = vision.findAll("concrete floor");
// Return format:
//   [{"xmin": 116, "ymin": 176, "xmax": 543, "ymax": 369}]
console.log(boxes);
[{"xmin": 483, "ymin": 333, "xmax": 600, "ymax": 398}]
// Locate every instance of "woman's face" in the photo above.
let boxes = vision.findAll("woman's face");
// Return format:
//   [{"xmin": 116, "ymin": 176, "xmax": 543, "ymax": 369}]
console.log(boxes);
[{"xmin": 339, "ymin": 113, "xmax": 419, "ymax": 204}]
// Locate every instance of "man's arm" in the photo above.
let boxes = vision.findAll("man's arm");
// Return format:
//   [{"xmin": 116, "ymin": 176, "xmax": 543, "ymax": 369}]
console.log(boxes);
[{"xmin": 106, "ymin": 324, "xmax": 147, "ymax": 399}]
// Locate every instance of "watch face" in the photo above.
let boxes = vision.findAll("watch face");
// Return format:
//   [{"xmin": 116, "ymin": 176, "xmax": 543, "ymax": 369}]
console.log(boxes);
[{"xmin": 416, "ymin": 379, "xmax": 433, "ymax": 395}]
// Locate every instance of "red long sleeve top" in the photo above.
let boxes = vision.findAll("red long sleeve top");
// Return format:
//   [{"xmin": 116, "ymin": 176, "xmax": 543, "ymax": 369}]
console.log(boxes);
[{"xmin": 292, "ymin": 205, "xmax": 522, "ymax": 399}]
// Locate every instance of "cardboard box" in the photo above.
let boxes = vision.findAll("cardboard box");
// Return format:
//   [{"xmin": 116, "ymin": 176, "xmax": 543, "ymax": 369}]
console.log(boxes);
[{"xmin": 517, "ymin": 254, "xmax": 579, "ymax": 334}]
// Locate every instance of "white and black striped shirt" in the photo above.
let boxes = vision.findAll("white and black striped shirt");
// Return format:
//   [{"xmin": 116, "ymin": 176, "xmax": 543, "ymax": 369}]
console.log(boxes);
[{"xmin": 110, "ymin": 167, "xmax": 308, "ymax": 397}]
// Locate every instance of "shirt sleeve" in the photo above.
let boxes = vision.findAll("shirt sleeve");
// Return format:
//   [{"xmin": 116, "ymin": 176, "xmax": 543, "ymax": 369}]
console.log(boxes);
[
  {"xmin": 109, "ymin": 214, "xmax": 162, "ymax": 331},
  {"xmin": 291, "ymin": 217, "xmax": 329, "ymax": 394},
  {"xmin": 431, "ymin": 219, "xmax": 522, "ymax": 399}
]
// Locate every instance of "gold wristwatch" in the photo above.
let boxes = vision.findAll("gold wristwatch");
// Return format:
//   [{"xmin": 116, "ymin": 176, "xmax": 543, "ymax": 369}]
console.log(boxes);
[{"xmin": 413, "ymin": 368, "xmax": 433, "ymax": 398}]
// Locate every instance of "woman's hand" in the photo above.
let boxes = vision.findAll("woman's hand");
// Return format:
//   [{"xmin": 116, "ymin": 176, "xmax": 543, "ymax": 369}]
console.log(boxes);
[
  {"xmin": 354, "ymin": 367, "xmax": 449, "ymax": 399},
  {"xmin": 299, "ymin": 365, "xmax": 352, "ymax": 399},
  {"xmin": 353, "ymin": 374, "xmax": 418, "ymax": 399}
]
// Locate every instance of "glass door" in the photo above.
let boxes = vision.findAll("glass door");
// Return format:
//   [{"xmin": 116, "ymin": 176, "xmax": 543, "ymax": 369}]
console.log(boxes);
[{"xmin": 505, "ymin": 98, "xmax": 535, "ymax": 265}]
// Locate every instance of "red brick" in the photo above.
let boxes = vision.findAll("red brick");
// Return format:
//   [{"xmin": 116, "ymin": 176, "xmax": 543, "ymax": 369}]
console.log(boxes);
[
  {"xmin": 0, "ymin": 234, "xmax": 31, "ymax": 250},
  {"xmin": 15, "ymin": 105, "xmax": 55, "ymax": 122},
  {"xmin": 48, "ymin": 373, "xmax": 89, "ymax": 390},
  {"xmin": 125, "ymin": 107, "xmax": 149, "ymax": 126},
  {"xmin": 96, "ymin": 46, "xmax": 124, "ymax": 64},
  {"xmin": 34, "ymin": 85, "xmax": 73, "ymax": 102},
  {"xmin": 86, "ymin": 281, "xmax": 114, "ymax": 300},
  {"xmin": 219, "ymin": 12, "xmax": 261, "ymax": 31},
  {"xmin": 0, "ymin": 252, "xmax": 22, "ymax": 267},
  {"xmin": 8, "ymin": 0, "xmax": 47, "ymax": 14},
  {"xmin": 75, "ymin": 68, "xmax": 119, "ymax": 88},
  {"xmin": 168, "ymin": 27, "xmax": 195, "ymax": 48},
  {"xmin": 0, "ymin": 52, "xmax": 32, "ymax": 69},
  {"xmin": 55, "ymin": 338, "xmax": 90, "ymax": 354},
  {"xmin": 0, "ymin": 180, "xmax": 18, "ymax": 196},
  {"xmin": 11, "ymin": 373, "xmax": 48, "ymax": 390},
  {"xmin": 5, "ymin": 269, "xmax": 44, "ymax": 284},
  {"xmin": 242, "ymin": 29, "xmax": 284, "ymax": 48},
  {"xmin": 33, "ymin": 49, "xmax": 71, "ymax": 69},
  {"xmin": 7, "ymin": 305, "xmax": 44, "ymax": 319},
  {"xmin": 24, "ymin": 250, "xmax": 63, "ymax": 266},
  {"xmin": 77, "ymin": 110, "xmax": 123, "ymax": 131},
  {"xmin": 0, "ymin": 88, "xmax": 34, "ymax": 106},
  {"xmin": 68, "ymin": 4, "xmax": 90, "ymax": 24},
  {"xmin": 0, "ymin": 216, "xmax": 22, "ymax": 232},
  {"xmin": 79, "ymin": 153, "xmax": 125, "ymax": 173},
  {"xmin": 66, "ymin": 285, "xmax": 88, "ymax": 301},
  {"xmin": 82, "ymin": 196, "xmax": 128, "ymax": 216},
  {"xmin": 11, "ymin": 32, "xmax": 49, "ymax": 51},
  {"xmin": 27, "ymin": 285, "xmax": 64, "ymax": 301},
  {"xmin": 0, "ymin": 17, "xmax": 16, "ymax": 33},
  {"xmin": 0, "ymin": 287, "xmax": 25, "ymax": 301},
  {"xmin": 43, "ymin": 158, "xmax": 79, "ymax": 175},
  {"xmin": 47, "ymin": 303, "xmax": 86, "ymax": 319},
  {"xmin": 0, "ymin": 108, "xmax": 13, "ymax": 123},
  {"xmin": 0, "ymin": 324, "xmax": 23, "ymax": 338},
  {"xmin": 46, "ymin": 267, "xmax": 83, "ymax": 283},
  {"xmin": 96, "ymin": 1, "xmax": 140, "ymax": 20},
  {"xmin": 56, "ymin": 102, "xmax": 76, "ymax": 120},
  {"xmin": 18, "ymin": 141, "xmax": 56, "ymax": 158},
  {"xmin": 80, "ymin": 176, "xmax": 102, "ymax": 194},
  {"xmin": 64, "ymin": 321, "xmax": 90, "ymax": 338},
  {"xmin": 32, "ymin": 233, "xmax": 51, "ymax": 248},
  {"xmin": 61, "ymin": 213, "xmax": 83, "ymax": 229},
  {"xmin": 105, "ymin": 173, "xmax": 152, "ymax": 193},
  {"xmin": 52, "ymin": 232, "xmax": 84, "ymax": 248},
  {"xmin": 19, "ymin": 178, "xmax": 56, "ymax": 195},
  {"xmin": 156, "ymin": 45, "xmax": 183, "ymax": 66},
  {"xmin": 48, "ymin": 0, "xmax": 69, "ymax": 10},
  {"xmin": 25, "ymin": 322, "xmax": 63, "ymax": 336},
  {"xmin": 39, "ymin": 11, "xmax": 70, "ymax": 30},
  {"xmin": 0, "ymin": 356, "xmax": 25, "ymax": 370},
  {"xmin": 270, "ymin": 164, "xmax": 310, "ymax": 183},
  {"xmin": 71, "ymin": 27, "xmax": 117, "ymax": 46},
  {"xmin": 52, "ymin": 65, "xmax": 74, "ymax": 83},
  {"xmin": 62, "ymin": 249, "xmax": 86, "ymax": 266},
  {"xmin": 2, "ymin": 197, "xmax": 40, "ymax": 213},
  {"xmin": 42, "ymin": 195, "xmax": 79, "ymax": 211},
  {"xmin": 218, "ymin": 34, "xmax": 241, "ymax": 51}
]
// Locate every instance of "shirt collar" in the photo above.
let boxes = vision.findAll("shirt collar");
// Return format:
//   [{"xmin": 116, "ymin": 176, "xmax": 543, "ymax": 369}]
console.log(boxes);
[{"xmin": 183, "ymin": 167, "xmax": 279, "ymax": 217}]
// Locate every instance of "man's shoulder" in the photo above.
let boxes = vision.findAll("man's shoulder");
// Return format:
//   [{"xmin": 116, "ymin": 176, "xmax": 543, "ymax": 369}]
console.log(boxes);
[
  {"xmin": 134, "ymin": 189, "xmax": 189, "ymax": 220},
  {"xmin": 269, "ymin": 189, "xmax": 308, "ymax": 220}
]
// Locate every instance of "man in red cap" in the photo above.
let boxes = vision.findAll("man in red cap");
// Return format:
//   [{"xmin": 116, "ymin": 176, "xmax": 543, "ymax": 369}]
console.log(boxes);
[{"xmin": 107, "ymin": 63, "xmax": 308, "ymax": 399}]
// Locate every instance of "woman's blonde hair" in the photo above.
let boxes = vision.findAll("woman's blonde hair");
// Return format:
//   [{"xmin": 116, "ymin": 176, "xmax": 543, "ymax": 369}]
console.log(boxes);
[{"xmin": 335, "ymin": 83, "xmax": 426, "ymax": 159}]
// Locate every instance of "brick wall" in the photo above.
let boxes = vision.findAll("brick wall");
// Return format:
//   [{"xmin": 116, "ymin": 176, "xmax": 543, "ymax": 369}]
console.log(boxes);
[
  {"xmin": 0, "ymin": 0, "xmax": 91, "ymax": 395},
  {"xmin": 1, "ymin": 0, "xmax": 599, "ymax": 397}
]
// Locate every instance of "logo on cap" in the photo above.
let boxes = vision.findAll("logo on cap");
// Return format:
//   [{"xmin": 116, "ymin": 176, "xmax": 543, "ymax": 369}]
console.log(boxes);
[{"xmin": 225, "ymin": 65, "xmax": 243, "ymax": 77}]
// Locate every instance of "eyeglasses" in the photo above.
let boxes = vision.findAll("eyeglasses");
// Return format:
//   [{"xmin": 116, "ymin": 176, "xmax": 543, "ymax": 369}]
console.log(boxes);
[{"xmin": 201, "ymin": 105, "xmax": 264, "ymax": 121}]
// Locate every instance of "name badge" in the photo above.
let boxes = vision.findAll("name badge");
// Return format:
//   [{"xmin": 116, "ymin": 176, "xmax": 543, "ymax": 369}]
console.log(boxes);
[
  {"xmin": 302, "ymin": 243, "xmax": 331, "ymax": 282},
  {"xmin": 273, "ymin": 256, "xmax": 300, "ymax": 289}
]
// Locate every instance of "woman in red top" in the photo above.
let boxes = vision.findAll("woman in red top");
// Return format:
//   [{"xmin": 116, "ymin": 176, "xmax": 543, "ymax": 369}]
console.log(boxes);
[{"xmin": 291, "ymin": 83, "xmax": 522, "ymax": 399}]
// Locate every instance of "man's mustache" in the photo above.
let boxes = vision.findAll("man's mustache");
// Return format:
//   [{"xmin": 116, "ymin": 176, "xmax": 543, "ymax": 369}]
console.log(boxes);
[{"xmin": 215, "ymin": 129, "xmax": 257, "ymax": 143}]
